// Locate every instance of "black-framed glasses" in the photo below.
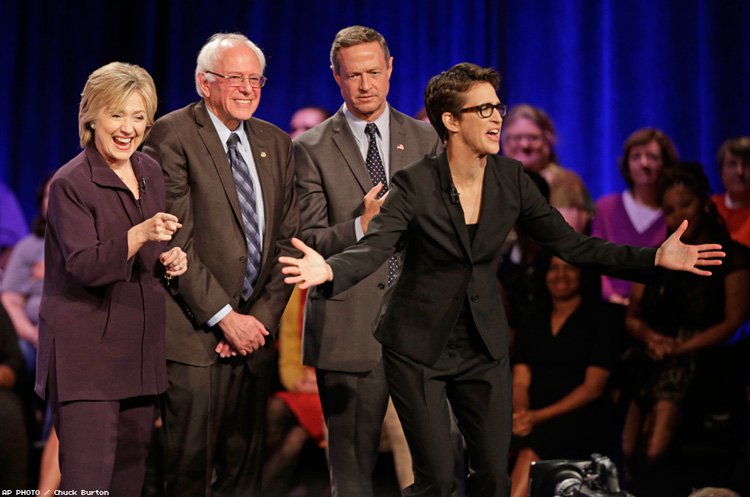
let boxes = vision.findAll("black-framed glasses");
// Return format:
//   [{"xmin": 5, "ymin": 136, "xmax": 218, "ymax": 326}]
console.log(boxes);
[
  {"xmin": 459, "ymin": 102, "xmax": 507, "ymax": 119},
  {"xmin": 205, "ymin": 70, "xmax": 267, "ymax": 88}
]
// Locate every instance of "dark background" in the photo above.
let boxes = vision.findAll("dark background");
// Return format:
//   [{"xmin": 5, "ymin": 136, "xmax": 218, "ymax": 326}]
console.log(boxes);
[{"xmin": 2, "ymin": 0, "xmax": 749, "ymax": 221}]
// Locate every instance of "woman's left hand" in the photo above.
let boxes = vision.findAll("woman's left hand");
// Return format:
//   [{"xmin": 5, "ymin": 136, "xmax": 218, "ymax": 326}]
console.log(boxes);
[{"xmin": 160, "ymin": 247, "xmax": 188, "ymax": 277}]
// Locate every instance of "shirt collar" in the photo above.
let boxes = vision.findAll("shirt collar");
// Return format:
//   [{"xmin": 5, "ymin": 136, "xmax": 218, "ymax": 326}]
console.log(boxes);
[
  {"xmin": 342, "ymin": 104, "xmax": 390, "ymax": 144},
  {"xmin": 205, "ymin": 106, "xmax": 250, "ymax": 152}
]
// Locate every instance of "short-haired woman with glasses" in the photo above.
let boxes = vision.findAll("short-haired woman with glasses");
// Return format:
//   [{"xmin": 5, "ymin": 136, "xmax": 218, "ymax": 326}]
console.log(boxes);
[{"xmin": 279, "ymin": 63, "xmax": 724, "ymax": 497}]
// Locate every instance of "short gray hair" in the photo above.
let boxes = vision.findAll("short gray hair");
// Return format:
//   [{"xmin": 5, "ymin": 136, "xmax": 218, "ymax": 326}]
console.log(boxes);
[{"xmin": 195, "ymin": 33, "xmax": 266, "ymax": 97}]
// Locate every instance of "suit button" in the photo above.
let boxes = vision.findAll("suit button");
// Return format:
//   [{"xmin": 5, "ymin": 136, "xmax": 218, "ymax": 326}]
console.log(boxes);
[
  {"xmin": 240, "ymin": 256, "xmax": 247, "ymax": 263},
  {"xmin": 377, "ymin": 283, "xmax": 386, "ymax": 290},
  {"xmin": 470, "ymin": 295, "xmax": 480, "ymax": 303},
  {"xmin": 233, "ymin": 293, "xmax": 240, "ymax": 300}
]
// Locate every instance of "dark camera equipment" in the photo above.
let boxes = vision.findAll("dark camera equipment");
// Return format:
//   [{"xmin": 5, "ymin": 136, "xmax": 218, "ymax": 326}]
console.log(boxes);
[{"xmin": 528, "ymin": 453, "xmax": 634, "ymax": 497}]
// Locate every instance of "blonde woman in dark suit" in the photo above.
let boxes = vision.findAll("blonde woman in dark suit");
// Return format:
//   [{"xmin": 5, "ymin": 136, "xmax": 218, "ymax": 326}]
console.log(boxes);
[{"xmin": 37, "ymin": 62, "xmax": 186, "ymax": 496}]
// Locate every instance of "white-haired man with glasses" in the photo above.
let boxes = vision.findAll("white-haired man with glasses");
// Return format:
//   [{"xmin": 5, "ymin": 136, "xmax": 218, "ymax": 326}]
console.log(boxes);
[{"xmin": 143, "ymin": 32, "xmax": 298, "ymax": 497}]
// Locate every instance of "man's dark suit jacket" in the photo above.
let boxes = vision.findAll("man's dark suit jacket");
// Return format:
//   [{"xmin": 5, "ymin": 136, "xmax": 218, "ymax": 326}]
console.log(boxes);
[
  {"xmin": 294, "ymin": 106, "xmax": 441, "ymax": 372},
  {"xmin": 324, "ymin": 152, "xmax": 656, "ymax": 366},
  {"xmin": 36, "ymin": 148, "xmax": 168, "ymax": 402},
  {"xmin": 142, "ymin": 100, "xmax": 298, "ymax": 373}
]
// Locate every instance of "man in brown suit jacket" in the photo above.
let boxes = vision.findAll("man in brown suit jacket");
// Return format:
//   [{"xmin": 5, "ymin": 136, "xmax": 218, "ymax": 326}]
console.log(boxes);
[
  {"xmin": 143, "ymin": 33, "xmax": 298, "ymax": 497},
  {"xmin": 294, "ymin": 26, "xmax": 441, "ymax": 497}
]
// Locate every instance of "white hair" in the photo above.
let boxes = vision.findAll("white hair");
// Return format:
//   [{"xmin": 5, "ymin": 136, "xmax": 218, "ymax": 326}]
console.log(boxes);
[{"xmin": 195, "ymin": 33, "xmax": 266, "ymax": 97}]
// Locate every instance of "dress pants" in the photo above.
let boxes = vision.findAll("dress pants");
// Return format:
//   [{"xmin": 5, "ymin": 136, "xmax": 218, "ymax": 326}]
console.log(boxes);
[
  {"xmin": 384, "ymin": 326, "xmax": 511, "ymax": 497},
  {"xmin": 163, "ymin": 357, "xmax": 268, "ymax": 497},
  {"xmin": 317, "ymin": 360, "xmax": 391, "ymax": 497},
  {"xmin": 54, "ymin": 395, "xmax": 155, "ymax": 496}
]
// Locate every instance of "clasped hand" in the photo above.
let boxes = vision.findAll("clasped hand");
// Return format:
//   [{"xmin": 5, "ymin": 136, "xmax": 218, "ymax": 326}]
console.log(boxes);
[{"xmin": 215, "ymin": 311, "xmax": 270, "ymax": 358}]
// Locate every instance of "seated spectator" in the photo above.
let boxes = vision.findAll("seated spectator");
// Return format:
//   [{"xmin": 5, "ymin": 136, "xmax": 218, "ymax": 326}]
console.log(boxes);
[
  {"xmin": 712, "ymin": 137, "xmax": 750, "ymax": 247},
  {"xmin": 510, "ymin": 255, "xmax": 620, "ymax": 497},
  {"xmin": 0, "ymin": 299, "xmax": 28, "ymax": 490},
  {"xmin": 262, "ymin": 286, "xmax": 326, "ymax": 495},
  {"xmin": 622, "ymin": 163, "xmax": 750, "ymax": 495},
  {"xmin": 0, "ymin": 182, "xmax": 28, "ymax": 275},
  {"xmin": 501, "ymin": 103, "xmax": 594, "ymax": 232},
  {"xmin": 592, "ymin": 128, "xmax": 679, "ymax": 304},
  {"xmin": 497, "ymin": 170, "xmax": 551, "ymax": 332},
  {"xmin": 1, "ymin": 175, "xmax": 51, "ymax": 375}
]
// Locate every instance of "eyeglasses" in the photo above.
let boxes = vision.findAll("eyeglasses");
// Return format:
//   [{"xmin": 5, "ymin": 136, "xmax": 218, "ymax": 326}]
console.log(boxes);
[
  {"xmin": 205, "ymin": 70, "xmax": 267, "ymax": 88},
  {"xmin": 459, "ymin": 102, "xmax": 507, "ymax": 119}
]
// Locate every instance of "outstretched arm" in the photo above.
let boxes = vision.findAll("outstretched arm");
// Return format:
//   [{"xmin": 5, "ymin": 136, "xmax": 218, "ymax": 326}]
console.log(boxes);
[
  {"xmin": 655, "ymin": 220, "xmax": 725, "ymax": 275},
  {"xmin": 280, "ymin": 237, "xmax": 333, "ymax": 289}
]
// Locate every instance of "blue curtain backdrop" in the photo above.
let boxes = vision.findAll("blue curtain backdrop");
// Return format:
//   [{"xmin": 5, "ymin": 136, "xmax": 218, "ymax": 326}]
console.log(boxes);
[{"xmin": 1, "ymin": 0, "xmax": 749, "ymax": 221}]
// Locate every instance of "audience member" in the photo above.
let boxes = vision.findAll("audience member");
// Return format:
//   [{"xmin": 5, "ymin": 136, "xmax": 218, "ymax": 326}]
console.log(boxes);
[
  {"xmin": 142, "ymin": 32, "xmax": 298, "ymax": 497},
  {"xmin": 500, "ymin": 103, "xmax": 593, "ymax": 232},
  {"xmin": 510, "ymin": 255, "xmax": 619, "ymax": 497},
  {"xmin": 264, "ymin": 104, "xmax": 330, "ymax": 495},
  {"xmin": 0, "ymin": 182, "xmax": 28, "ymax": 274},
  {"xmin": 622, "ymin": 163, "xmax": 750, "ymax": 495},
  {"xmin": 496, "ymin": 169, "xmax": 550, "ymax": 332},
  {"xmin": 36, "ymin": 62, "xmax": 187, "ymax": 495},
  {"xmin": 293, "ymin": 25, "xmax": 440, "ymax": 496},
  {"xmin": 281, "ymin": 62, "xmax": 724, "ymax": 497},
  {"xmin": 0, "ymin": 301, "xmax": 28, "ymax": 490},
  {"xmin": 289, "ymin": 106, "xmax": 331, "ymax": 139},
  {"xmin": 592, "ymin": 128, "xmax": 678, "ymax": 304},
  {"xmin": 712, "ymin": 137, "xmax": 750, "ymax": 247},
  {"xmin": 1, "ymin": 175, "xmax": 51, "ymax": 375},
  {"xmin": 262, "ymin": 286, "xmax": 326, "ymax": 495}
]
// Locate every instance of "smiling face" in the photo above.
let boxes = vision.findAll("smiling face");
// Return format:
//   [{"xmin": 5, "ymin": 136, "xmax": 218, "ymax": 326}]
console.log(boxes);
[
  {"xmin": 333, "ymin": 41, "xmax": 392, "ymax": 122},
  {"xmin": 92, "ymin": 92, "xmax": 148, "ymax": 169},
  {"xmin": 628, "ymin": 139, "xmax": 663, "ymax": 189},
  {"xmin": 501, "ymin": 116, "xmax": 550, "ymax": 171},
  {"xmin": 198, "ymin": 42, "xmax": 262, "ymax": 130},
  {"xmin": 546, "ymin": 256, "xmax": 582, "ymax": 302},
  {"xmin": 446, "ymin": 82, "xmax": 503, "ymax": 156}
]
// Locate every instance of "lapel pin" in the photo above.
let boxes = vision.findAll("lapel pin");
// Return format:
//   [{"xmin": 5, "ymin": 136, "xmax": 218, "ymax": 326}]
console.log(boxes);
[
  {"xmin": 397, "ymin": 144, "xmax": 405, "ymax": 150},
  {"xmin": 260, "ymin": 151, "xmax": 267, "ymax": 158}
]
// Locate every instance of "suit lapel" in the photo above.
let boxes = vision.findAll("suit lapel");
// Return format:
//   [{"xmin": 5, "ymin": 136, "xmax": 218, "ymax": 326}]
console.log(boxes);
[
  {"xmin": 435, "ymin": 153, "xmax": 472, "ymax": 261},
  {"xmin": 193, "ymin": 102, "xmax": 245, "ymax": 231},
  {"xmin": 388, "ymin": 107, "xmax": 409, "ymax": 175},
  {"xmin": 331, "ymin": 110, "xmax": 372, "ymax": 194}
]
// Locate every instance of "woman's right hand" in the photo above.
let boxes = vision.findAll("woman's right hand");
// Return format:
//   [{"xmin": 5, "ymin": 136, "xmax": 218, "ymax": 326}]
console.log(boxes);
[
  {"xmin": 128, "ymin": 213, "xmax": 182, "ymax": 259},
  {"xmin": 137, "ymin": 212, "xmax": 182, "ymax": 243}
]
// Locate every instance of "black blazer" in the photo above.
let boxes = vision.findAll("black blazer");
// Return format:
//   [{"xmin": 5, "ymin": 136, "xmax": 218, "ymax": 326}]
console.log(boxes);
[{"xmin": 324, "ymin": 152, "xmax": 656, "ymax": 367}]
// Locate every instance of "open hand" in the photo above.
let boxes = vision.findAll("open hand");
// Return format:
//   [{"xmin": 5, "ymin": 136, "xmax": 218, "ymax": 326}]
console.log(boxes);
[
  {"xmin": 279, "ymin": 237, "xmax": 333, "ymax": 289},
  {"xmin": 655, "ymin": 220, "xmax": 725, "ymax": 276}
]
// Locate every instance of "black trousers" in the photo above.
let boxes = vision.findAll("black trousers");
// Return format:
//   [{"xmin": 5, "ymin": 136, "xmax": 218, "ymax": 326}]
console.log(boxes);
[
  {"xmin": 384, "ymin": 333, "xmax": 511, "ymax": 497},
  {"xmin": 163, "ymin": 358, "xmax": 269, "ymax": 497}
]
